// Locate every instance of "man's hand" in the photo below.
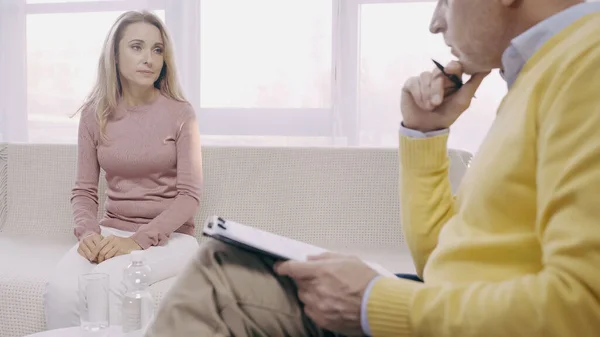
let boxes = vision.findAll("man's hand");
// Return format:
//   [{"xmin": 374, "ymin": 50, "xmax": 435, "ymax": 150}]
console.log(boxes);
[
  {"xmin": 401, "ymin": 60, "xmax": 489, "ymax": 132},
  {"xmin": 78, "ymin": 233, "xmax": 104, "ymax": 262},
  {"xmin": 274, "ymin": 253, "xmax": 379, "ymax": 336},
  {"xmin": 94, "ymin": 235, "xmax": 142, "ymax": 263}
]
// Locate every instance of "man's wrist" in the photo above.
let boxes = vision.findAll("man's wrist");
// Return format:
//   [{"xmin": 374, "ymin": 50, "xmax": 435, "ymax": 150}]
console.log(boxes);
[
  {"xmin": 400, "ymin": 121, "xmax": 447, "ymax": 133},
  {"xmin": 360, "ymin": 275, "xmax": 383, "ymax": 336},
  {"xmin": 400, "ymin": 122, "xmax": 449, "ymax": 138}
]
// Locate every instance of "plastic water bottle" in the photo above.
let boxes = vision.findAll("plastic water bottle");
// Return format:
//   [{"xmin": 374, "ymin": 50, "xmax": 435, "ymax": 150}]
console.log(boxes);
[{"xmin": 121, "ymin": 250, "xmax": 154, "ymax": 333}]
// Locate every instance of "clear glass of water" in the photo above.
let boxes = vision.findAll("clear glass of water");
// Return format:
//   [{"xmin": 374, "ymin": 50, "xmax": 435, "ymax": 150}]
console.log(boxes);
[{"xmin": 79, "ymin": 273, "xmax": 110, "ymax": 331}]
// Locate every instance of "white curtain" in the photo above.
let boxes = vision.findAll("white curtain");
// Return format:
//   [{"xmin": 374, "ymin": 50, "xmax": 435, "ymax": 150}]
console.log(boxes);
[{"xmin": 0, "ymin": 0, "xmax": 27, "ymax": 143}]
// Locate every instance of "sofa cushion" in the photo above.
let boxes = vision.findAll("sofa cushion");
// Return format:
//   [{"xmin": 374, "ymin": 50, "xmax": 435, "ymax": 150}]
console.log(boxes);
[{"xmin": 0, "ymin": 234, "xmax": 74, "ymax": 336}]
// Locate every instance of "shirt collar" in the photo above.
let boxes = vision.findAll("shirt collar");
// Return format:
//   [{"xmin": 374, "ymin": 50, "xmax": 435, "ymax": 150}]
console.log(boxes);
[{"xmin": 500, "ymin": 2, "xmax": 600, "ymax": 88}]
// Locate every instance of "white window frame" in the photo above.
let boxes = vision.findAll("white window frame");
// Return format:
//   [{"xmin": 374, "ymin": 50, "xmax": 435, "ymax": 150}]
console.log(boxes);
[
  {"xmin": 1, "ymin": 0, "xmax": 436, "ymax": 145},
  {"xmin": 195, "ymin": 1, "xmax": 342, "ymax": 141},
  {"xmin": 338, "ymin": 0, "xmax": 438, "ymax": 147}
]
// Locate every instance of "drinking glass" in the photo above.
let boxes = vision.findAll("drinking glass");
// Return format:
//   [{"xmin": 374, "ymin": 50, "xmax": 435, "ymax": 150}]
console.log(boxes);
[{"xmin": 79, "ymin": 273, "xmax": 110, "ymax": 331}]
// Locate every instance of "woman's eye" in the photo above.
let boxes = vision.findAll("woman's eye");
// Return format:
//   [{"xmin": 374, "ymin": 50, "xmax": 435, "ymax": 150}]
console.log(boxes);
[
  {"xmin": 131, "ymin": 45, "xmax": 141, "ymax": 51},
  {"xmin": 154, "ymin": 48, "xmax": 163, "ymax": 54}
]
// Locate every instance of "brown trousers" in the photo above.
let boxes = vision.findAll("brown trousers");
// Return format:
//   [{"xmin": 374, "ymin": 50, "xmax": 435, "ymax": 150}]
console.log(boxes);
[{"xmin": 144, "ymin": 239, "xmax": 342, "ymax": 337}]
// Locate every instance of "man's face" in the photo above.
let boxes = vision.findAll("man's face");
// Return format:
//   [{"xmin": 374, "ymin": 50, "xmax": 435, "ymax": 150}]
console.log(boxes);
[{"xmin": 430, "ymin": 0, "xmax": 515, "ymax": 74}]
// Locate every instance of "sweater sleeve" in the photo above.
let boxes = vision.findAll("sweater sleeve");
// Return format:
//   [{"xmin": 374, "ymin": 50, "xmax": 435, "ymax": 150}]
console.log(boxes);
[
  {"xmin": 399, "ymin": 132, "xmax": 456, "ymax": 278},
  {"xmin": 71, "ymin": 113, "xmax": 101, "ymax": 241},
  {"xmin": 131, "ymin": 105, "xmax": 203, "ymax": 249},
  {"xmin": 366, "ymin": 55, "xmax": 600, "ymax": 337}
]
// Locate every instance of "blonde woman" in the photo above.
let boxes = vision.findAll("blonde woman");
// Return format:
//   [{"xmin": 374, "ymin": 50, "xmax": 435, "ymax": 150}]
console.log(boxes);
[{"xmin": 43, "ymin": 10, "xmax": 203, "ymax": 329}]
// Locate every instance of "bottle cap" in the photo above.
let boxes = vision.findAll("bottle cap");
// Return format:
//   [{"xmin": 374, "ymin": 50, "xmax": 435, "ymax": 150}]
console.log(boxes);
[{"xmin": 130, "ymin": 250, "xmax": 144, "ymax": 262}]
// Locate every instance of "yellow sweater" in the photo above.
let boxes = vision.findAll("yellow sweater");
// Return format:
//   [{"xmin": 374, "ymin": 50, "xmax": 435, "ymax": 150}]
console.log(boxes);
[{"xmin": 367, "ymin": 12, "xmax": 600, "ymax": 337}]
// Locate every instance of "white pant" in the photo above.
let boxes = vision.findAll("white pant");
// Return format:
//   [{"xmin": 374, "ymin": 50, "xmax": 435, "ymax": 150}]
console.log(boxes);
[{"xmin": 43, "ymin": 226, "xmax": 199, "ymax": 330}]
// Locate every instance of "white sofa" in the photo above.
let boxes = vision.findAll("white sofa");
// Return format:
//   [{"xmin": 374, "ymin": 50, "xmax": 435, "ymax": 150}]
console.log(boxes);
[{"xmin": 0, "ymin": 142, "xmax": 471, "ymax": 337}]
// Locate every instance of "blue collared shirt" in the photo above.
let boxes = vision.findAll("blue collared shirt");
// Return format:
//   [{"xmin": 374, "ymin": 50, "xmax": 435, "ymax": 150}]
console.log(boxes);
[
  {"xmin": 501, "ymin": 1, "xmax": 600, "ymax": 88},
  {"xmin": 362, "ymin": 2, "xmax": 600, "ymax": 336}
]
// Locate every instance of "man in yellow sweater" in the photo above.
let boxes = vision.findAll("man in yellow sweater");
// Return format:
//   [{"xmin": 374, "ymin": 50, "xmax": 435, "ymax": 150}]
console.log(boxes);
[{"xmin": 146, "ymin": 0, "xmax": 600, "ymax": 336}]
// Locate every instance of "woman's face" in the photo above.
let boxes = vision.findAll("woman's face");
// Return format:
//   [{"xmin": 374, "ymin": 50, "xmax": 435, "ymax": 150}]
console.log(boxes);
[{"xmin": 117, "ymin": 22, "xmax": 165, "ymax": 91}]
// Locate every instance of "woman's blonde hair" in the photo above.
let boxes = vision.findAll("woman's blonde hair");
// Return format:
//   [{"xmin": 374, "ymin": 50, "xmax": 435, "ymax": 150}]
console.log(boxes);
[{"xmin": 76, "ymin": 10, "xmax": 186, "ymax": 139}]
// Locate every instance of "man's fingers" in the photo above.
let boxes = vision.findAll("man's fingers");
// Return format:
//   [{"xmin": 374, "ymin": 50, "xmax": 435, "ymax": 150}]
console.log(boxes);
[
  {"xmin": 307, "ymin": 252, "xmax": 345, "ymax": 261},
  {"xmin": 448, "ymin": 71, "xmax": 490, "ymax": 110},
  {"xmin": 419, "ymin": 71, "xmax": 434, "ymax": 110},
  {"xmin": 444, "ymin": 60, "xmax": 463, "ymax": 75},
  {"xmin": 402, "ymin": 77, "xmax": 424, "ymax": 110},
  {"xmin": 297, "ymin": 286, "xmax": 314, "ymax": 306},
  {"xmin": 438, "ymin": 60, "xmax": 464, "ymax": 95},
  {"xmin": 430, "ymin": 75, "xmax": 445, "ymax": 106},
  {"xmin": 299, "ymin": 289, "xmax": 327, "ymax": 329},
  {"xmin": 462, "ymin": 71, "xmax": 490, "ymax": 92},
  {"xmin": 274, "ymin": 260, "xmax": 319, "ymax": 280}
]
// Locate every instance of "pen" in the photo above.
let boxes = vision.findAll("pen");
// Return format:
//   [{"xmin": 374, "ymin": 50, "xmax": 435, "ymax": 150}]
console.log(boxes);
[{"xmin": 432, "ymin": 59, "xmax": 474, "ymax": 98}]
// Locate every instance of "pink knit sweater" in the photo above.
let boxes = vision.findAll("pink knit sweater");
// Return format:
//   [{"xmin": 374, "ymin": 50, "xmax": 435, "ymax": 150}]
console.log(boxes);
[{"xmin": 71, "ymin": 93, "xmax": 203, "ymax": 249}]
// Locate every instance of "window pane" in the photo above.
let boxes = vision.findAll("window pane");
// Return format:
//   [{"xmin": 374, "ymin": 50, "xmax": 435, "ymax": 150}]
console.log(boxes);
[
  {"xmin": 200, "ymin": 0, "xmax": 332, "ymax": 108},
  {"xmin": 358, "ymin": 3, "xmax": 507, "ymax": 153},
  {"xmin": 26, "ymin": 10, "xmax": 165, "ymax": 143}
]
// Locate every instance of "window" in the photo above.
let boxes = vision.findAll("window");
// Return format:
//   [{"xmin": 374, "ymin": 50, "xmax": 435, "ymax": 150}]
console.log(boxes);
[
  {"xmin": 1, "ymin": 0, "xmax": 512, "ymax": 154},
  {"xmin": 357, "ymin": 2, "xmax": 506, "ymax": 153},
  {"xmin": 196, "ymin": 0, "xmax": 335, "ymax": 147},
  {"xmin": 199, "ymin": 0, "xmax": 332, "ymax": 109},
  {"xmin": 26, "ymin": 10, "xmax": 166, "ymax": 143}
]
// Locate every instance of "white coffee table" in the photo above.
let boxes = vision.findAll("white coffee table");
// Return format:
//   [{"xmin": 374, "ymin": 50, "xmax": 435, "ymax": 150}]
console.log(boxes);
[{"xmin": 26, "ymin": 326, "xmax": 142, "ymax": 337}]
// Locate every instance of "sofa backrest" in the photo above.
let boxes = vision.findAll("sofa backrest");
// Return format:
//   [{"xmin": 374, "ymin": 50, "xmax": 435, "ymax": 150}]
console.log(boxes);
[{"xmin": 0, "ymin": 143, "xmax": 472, "ymax": 249}]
